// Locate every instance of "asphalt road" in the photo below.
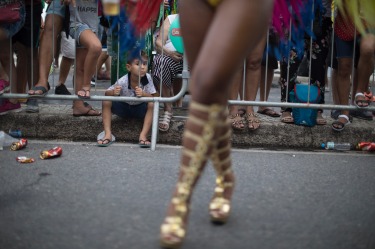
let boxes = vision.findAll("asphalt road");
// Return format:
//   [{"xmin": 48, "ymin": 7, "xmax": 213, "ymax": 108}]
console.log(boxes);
[{"xmin": 0, "ymin": 141, "xmax": 375, "ymax": 249}]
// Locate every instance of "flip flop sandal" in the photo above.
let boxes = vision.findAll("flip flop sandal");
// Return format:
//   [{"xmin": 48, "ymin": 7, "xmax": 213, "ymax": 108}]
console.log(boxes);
[
  {"xmin": 77, "ymin": 89, "xmax": 91, "ymax": 99},
  {"xmin": 139, "ymin": 140, "xmax": 151, "ymax": 148},
  {"xmin": 73, "ymin": 106, "xmax": 101, "ymax": 117},
  {"xmin": 316, "ymin": 112, "xmax": 327, "ymax": 125},
  {"xmin": 96, "ymin": 131, "xmax": 116, "ymax": 147},
  {"xmin": 354, "ymin": 93, "xmax": 371, "ymax": 108},
  {"xmin": 257, "ymin": 108, "xmax": 281, "ymax": 117},
  {"xmin": 97, "ymin": 138, "xmax": 114, "ymax": 147},
  {"xmin": 28, "ymin": 85, "xmax": 49, "ymax": 97},
  {"xmin": 281, "ymin": 112, "xmax": 294, "ymax": 123},
  {"xmin": 331, "ymin": 114, "xmax": 350, "ymax": 132}
]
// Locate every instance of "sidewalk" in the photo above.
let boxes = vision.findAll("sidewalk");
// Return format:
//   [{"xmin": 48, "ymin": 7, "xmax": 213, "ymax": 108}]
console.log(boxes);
[
  {"xmin": 1, "ymin": 69, "xmax": 375, "ymax": 150},
  {"xmin": 1, "ymin": 101, "xmax": 375, "ymax": 150}
]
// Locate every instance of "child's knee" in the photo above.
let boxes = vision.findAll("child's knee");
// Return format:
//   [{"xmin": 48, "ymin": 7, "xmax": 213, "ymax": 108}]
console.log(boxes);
[
  {"xmin": 147, "ymin": 102, "xmax": 154, "ymax": 110},
  {"xmin": 102, "ymin": 100, "xmax": 112, "ymax": 108}
]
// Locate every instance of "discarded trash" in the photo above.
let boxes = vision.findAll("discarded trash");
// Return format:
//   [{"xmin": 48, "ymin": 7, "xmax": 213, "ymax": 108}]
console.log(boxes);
[
  {"xmin": 356, "ymin": 142, "xmax": 375, "ymax": 151},
  {"xmin": 321, "ymin": 142, "xmax": 352, "ymax": 151},
  {"xmin": 16, "ymin": 156, "xmax": 35, "ymax": 163},
  {"xmin": 10, "ymin": 138, "xmax": 28, "ymax": 151},
  {"xmin": 8, "ymin": 129, "xmax": 22, "ymax": 138},
  {"xmin": 40, "ymin": 146, "xmax": 63, "ymax": 159}
]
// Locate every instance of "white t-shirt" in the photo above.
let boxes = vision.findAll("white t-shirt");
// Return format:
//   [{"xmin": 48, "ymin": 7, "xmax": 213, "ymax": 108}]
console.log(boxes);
[{"xmin": 108, "ymin": 73, "xmax": 156, "ymax": 105}]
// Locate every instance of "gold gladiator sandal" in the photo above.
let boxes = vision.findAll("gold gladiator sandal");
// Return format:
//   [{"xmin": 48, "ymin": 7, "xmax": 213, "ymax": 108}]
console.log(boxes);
[
  {"xmin": 160, "ymin": 101, "xmax": 228, "ymax": 249},
  {"xmin": 209, "ymin": 119, "xmax": 235, "ymax": 224}
]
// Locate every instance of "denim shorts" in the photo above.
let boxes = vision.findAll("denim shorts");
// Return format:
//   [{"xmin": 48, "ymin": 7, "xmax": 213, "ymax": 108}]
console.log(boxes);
[
  {"xmin": 0, "ymin": 3, "xmax": 25, "ymax": 39},
  {"xmin": 46, "ymin": 0, "xmax": 65, "ymax": 18},
  {"xmin": 69, "ymin": 22, "xmax": 91, "ymax": 47},
  {"xmin": 334, "ymin": 34, "xmax": 357, "ymax": 58},
  {"xmin": 111, "ymin": 102, "xmax": 147, "ymax": 119}
]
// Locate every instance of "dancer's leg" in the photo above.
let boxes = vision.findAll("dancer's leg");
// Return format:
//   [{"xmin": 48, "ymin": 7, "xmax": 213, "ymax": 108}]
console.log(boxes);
[{"xmin": 160, "ymin": 0, "xmax": 273, "ymax": 248}]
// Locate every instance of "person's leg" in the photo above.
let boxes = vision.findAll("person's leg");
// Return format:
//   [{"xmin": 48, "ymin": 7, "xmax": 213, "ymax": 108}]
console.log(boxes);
[
  {"xmin": 77, "ymin": 30, "xmax": 102, "ymax": 97},
  {"xmin": 333, "ymin": 57, "xmax": 352, "ymax": 129},
  {"xmin": 258, "ymin": 64, "xmax": 280, "ymax": 116},
  {"xmin": 243, "ymin": 35, "xmax": 266, "ymax": 130},
  {"xmin": 160, "ymin": 0, "xmax": 273, "ymax": 247},
  {"xmin": 54, "ymin": 56, "xmax": 73, "ymax": 95},
  {"xmin": 0, "ymin": 39, "xmax": 19, "ymax": 110},
  {"xmin": 228, "ymin": 68, "xmax": 245, "ymax": 130},
  {"xmin": 96, "ymin": 51, "xmax": 110, "ymax": 79},
  {"xmin": 14, "ymin": 43, "xmax": 28, "ymax": 93},
  {"xmin": 279, "ymin": 47, "xmax": 302, "ymax": 123},
  {"xmin": 0, "ymin": 40, "xmax": 17, "ymax": 94},
  {"xmin": 104, "ymin": 55, "xmax": 111, "ymax": 77},
  {"xmin": 30, "ymin": 13, "xmax": 63, "ymax": 94},
  {"xmin": 172, "ymin": 78, "xmax": 183, "ymax": 107},
  {"xmin": 58, "ymin": 56, "xmax": 73, "ymax": 85},
  {"xmin": 139, "ymin": 102, "xmax": 154, "ymax": 143},
  {"xmin": 153, "ymin": 54, "xmax": 182, "ymax": 131},
  {"xmin": 354, "ymin": 34, "xmax": 375, "ymax": 107},
  {"xmin": 54, "ymin": 34, "xmax": 61, "ymax": 68},
  {"xmin": 97, "ymin": 100, "xmax": 113, "ymax": 145}
]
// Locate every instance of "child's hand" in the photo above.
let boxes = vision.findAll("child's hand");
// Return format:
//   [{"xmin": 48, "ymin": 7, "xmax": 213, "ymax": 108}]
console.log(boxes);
[
  {"xmin": 135, "ymin": 86, "xmax": 143, "ymax": 98},
  {"xmin": 114, "ymin": 86, "xmax": 122, "ymax": 96}
]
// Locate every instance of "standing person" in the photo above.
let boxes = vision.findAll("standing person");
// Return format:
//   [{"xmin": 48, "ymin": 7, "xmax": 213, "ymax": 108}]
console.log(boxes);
[
  {"xmin": 13, "ymin": 0, "xmax": 43, "ymax": 95},
  {"xmin": 159, "ymin": 0, "xmax": 274, "ymax": 248},
  {"xmin": 0, "ymin": 0, "xmax": 25, "ymax": 114},
  {"xmin": 28, "ymin": 0, "xmax": 65, "ymax": 97},
  {"xmin": 64, "ymin": 0, "xmax": 102, "ymax": 116},
  {"xmin": 26, "ymin": 0, "xmax": 65, "ymax": 112}
]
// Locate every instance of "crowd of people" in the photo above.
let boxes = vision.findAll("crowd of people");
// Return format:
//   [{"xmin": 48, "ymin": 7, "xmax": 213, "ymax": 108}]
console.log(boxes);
[{"xmin": 0, "ymin": 0, "xmax": 374, "ymax": 134}]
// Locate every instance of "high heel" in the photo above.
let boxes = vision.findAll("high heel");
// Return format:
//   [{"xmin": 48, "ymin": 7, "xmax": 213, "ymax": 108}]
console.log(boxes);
[
  {"xmin": 160, "ymin": 101, "xmax": 228, "ymax": 249},
  {"xmin": 209, "ymin": 122, "xmax": 235, "ymax": 224}
]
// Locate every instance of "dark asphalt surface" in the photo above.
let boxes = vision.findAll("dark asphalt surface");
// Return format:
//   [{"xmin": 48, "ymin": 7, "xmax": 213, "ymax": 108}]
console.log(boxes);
[{"xmin": 0, "ymin": 141, "xmax": 375, "ymax": 249}]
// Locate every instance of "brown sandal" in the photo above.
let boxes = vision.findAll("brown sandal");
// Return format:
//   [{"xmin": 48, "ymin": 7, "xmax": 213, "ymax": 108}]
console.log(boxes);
[
  {"xmin": 77, "ymin": 88, "xmax": 91, "ymax": 99},
  {"xmin": 246, "ymin": 113, "xmax": 260, "ymax": 130},
  {"xmin": 73, "ymin": 106, "xmax": 101, "ymax": 117},
  {"xmin": 228, "ymin": 114, "xmax": 245, "ymax": 130}
]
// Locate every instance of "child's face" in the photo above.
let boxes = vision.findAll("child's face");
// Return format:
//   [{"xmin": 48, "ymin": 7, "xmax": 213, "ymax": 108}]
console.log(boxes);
[{"xmin": 127, "ymin": 58, "xmax": 148, "ymax": 77}]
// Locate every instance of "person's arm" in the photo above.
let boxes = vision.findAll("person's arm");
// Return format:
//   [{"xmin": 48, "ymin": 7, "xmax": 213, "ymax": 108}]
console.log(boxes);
[
  {"xmin": 155, "ymin": 17, "xmax": 183, "ymax": 61},
  {"xmin": 105, "ymin": 85, "xmax": 122, "ymax": 96},
  {"xmin": 155, "ymin": 17, "xmax": 171, "ymax": 54}
]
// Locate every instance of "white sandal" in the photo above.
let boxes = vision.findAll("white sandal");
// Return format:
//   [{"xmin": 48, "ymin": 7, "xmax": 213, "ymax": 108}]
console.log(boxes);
[
  {"xmin": 354, "ymin": 92, "xmax": 371, "ymax": 108},
  {"xmin": 331, "ymin": 114, "xmax": 350, "ymax": 132},
  {"xmin": 159, "ymin": 111, "xmax": 173, "ymax": 132}
]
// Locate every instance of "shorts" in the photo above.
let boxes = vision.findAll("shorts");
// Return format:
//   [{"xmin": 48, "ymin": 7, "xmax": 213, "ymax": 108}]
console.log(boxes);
[
  {"xmin": 61, "ymin": 31, "xmax": 75, "ymax": 59},
  {"xmin": 12, "ymin": 3, "xmax": 42, "ymax": 48},
  {"xmin": 333, "ymin": 34, "xmax": 360, "ymax": 69},
  {"xmin": 111, "ymin": 102, "xmax": 147, "ymax": 119},
  {"xmin": 69, "ymin": 22, "xmax": 91, "ymax": 47},
  {"xmin": 46, "ymin": 0, "xmax": 65, "ymax": 18},
  {"xmin": 0, "ymin": 3, "xmax": 25, "ymax": 39},
  {"xmin": 335, "ymin": 35, "xmax": 355, "ymax": 58}
]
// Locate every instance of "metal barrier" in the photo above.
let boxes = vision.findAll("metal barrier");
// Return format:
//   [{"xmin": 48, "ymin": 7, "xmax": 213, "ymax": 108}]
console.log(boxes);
[{"xmin": 0, "ymin": 3, "xmax": 374, "ymax": 151}]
